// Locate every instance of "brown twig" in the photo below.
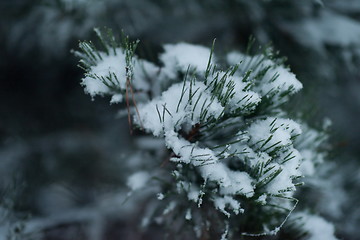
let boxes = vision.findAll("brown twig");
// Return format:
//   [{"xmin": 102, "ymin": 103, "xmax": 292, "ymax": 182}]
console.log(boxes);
[
  {"xmin": 125, "ymin": 66, "xmax": 144, "ymax": 135},
  {"xmin": 186, "ymin": 123, "xmax": 201, "ymax": 141}
]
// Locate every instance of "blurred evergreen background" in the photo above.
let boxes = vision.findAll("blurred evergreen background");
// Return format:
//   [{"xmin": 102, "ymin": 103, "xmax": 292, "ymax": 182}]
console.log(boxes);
[{"xmin": 0, "ymin": 0, "xmax": 360, "ymax": 239}]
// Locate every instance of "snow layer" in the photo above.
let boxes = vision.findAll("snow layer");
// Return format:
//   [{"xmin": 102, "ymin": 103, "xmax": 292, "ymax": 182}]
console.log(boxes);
[
  {"xmin": 248, "ymin": 118, "xmax": 302, "ymax": 152},
  {"xmin": 247, "ymin": 118, "xmax": 303, "ymax": 194},
  {"xmin": 295, "ymin": 124, "xmax": 328, "ymax": 177},
  {"xmin": 259, "ymin": 65, "xmax": 302, "ymax": 97},
  {"xmin": 226, "ymin": 51, "xmax": 303, "ymax": 103},
  {"xmin": 215, "ymin": 71, "xmax": 261, "ymax": 112},
  {"xmin": 137, "ymin": 80, "xmax": 223, "ymax": 136},
  {"xmin": 160, "ymin": 43, "xmax": 213, "ymax": 74},
  {"xmin": 283, "ymin": 10, "xmax": 360, "ymax": 50},
  {"xmin": 82, "ymin": 48, "xmax": 158, "ymax": 102},
  {"xmin": 127, "ymin": 171, "xmax": 151, "ymax": 191},
  {"xmin": 214, "ymin": 196, "xmax": 243, "ymax": 217},
  {"xmin": 294, "ymin": 212, "xmax": 338, "ymax": 240}
]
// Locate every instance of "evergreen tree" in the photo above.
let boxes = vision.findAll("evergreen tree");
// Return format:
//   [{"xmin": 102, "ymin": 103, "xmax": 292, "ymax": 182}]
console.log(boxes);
[{"xmin": 74, "ymin": 29, "xmax": 338, "ymax": 240}]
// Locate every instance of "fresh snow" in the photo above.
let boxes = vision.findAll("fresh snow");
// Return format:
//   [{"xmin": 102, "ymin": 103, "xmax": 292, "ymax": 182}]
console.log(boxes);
[
  {"xmin": 283, "ymin": 10, "xmax": 360, "ymax": 50},
  {"xmin": 248, "ymin": 118, "xmax": 302, "ymax": 152},
  {"xmin": 157, "ymin": 193, "xmax": 165, "ymax": 200},
  {"xmin": 160, "ymin": 43, "xmax": 214, "ymax": 74},
  {"xmin": 137, "ymin": 80, "xmax": 223, "ymax": 136},
  {"xmin": 185, "ymin": 209, "xmax": 192, "ymax": 220},
  {"xmin": 247, "ymin": 118, "xmax": 303, "ymax": 194},
  {"xmin": 82, "ymin": 49, "xmax": 127, "ymax": 97},
  {"xmin": 82, "ymin": 48, "xmax": 158, "ymax": 102},
  {"xmin": 259, "ymin": 65, "xmax": 303, "ymax": 97},
  {"xmin": 256, "ymin": 194, "xmax": 267, "ymax": 205},
  {"xmin": 227, "ymin": 51, "xmax": 303, "ymax": 102},
  {"xmin": 127, "ymin": 171, "xmax": 151, "ymax": 191},
  {"xmin": 214, "ymin": 196, "xmax": 243, "ymax": 217},
  {"xmin": 215, "ymin": 71, "xmax": 261, "ymax": 112},
  {"xmin": 294, "ymin": 212, "xmax": 338, "ymax": 240}
]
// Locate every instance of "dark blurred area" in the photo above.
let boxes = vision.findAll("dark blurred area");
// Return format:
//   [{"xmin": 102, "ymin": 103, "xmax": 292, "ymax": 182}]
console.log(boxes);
[{"xmin": 0, "ymin": 0, "xmax": 360, "ymax": 239}]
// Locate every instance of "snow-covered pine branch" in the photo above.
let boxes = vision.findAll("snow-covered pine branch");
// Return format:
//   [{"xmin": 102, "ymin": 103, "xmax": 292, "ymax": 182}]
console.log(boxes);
[{"xmin": 75, "ymin": 29, "xmax": 338, "ymax": 240}]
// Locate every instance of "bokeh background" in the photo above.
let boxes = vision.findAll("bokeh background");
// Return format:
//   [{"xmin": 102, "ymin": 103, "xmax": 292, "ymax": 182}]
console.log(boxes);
[{"xmin": 1, "ymin": 0, "xmax": 360, "ymax": 239}]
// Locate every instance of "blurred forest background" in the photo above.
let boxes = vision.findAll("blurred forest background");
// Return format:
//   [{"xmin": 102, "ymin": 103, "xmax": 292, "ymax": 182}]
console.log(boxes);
[{"xmin": 0, "ymin": 0, "xmax": 360, "ymax": 239}]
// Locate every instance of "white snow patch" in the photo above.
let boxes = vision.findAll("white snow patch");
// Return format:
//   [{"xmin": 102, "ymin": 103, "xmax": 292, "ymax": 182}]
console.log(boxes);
[
  {"xmin": 248, "ymin": 117, "xmax": 302, "ymax": 152},
  {"xmin": 294, "ymin": 212, "xmax": 338, "ymax": 240},
  {"xmin": 160, "ymin": 43, "xmax": 213, "ymax": 74},
  {"xmin": 215, "ymin": 71, "xmax": 261, "ymax": 112},
  {"xmin": 127, "ymin": 171, "xmax": 151, "ymax": 191},
  {"xmin": 259, "ymin": 65, "xmax": 303, "ymax": 97},
  {"xmin": 227, "ymin": 51, "xmax": 303, "ymax": 102},
  {"xmin": 157, "ymin": 193, "xmax": 165, "ymax": 200},
  {"xmin": 219, "ymin": 170, "xmax": 254, "ymax": 197},
  {"xmin": 185, "ymin": 209, "xmax": 192, "ymax": 220},
  {"xmin": 110, "ymin": 94, "xmax": 123, "ymax": 104},
  {"xmin": 82, "ymin": 49, "xmax": 156, "ymax": 102},
  {"xmin": 214, "ymin": 196, "xmax": 243, "ymax": 217},
  {"xmin": 283, "ymin": 10, "xmax": 360, "ymax": 50},
  {"xmin": 82, "ymin": 50, "xmax": 127, "ymax": 97},
  {"xmin": 137, "ymin": 80, "xmax": 223, "ymax": 136},
  {"xmin": 257, "ymin": 194, "xmax": 267, "ymax": 205}
]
